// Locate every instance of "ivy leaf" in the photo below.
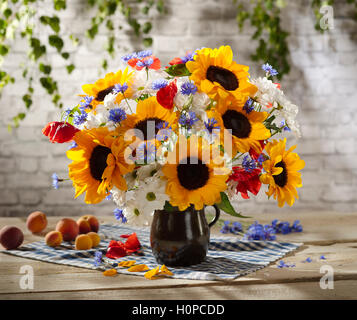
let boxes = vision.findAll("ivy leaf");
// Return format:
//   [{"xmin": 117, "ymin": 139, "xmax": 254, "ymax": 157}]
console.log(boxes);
[
  {"xmin": 39, "ymin": 63, "xmax": 52, "ymax": 75},
  {"xmin": 29, "ymin": 38, "xmax": 46, "ymax": 60},
  {"xmin": 48, "ymin": 35, "xmax": 64, "ymax": 52},
  {"xmin": 143, "ymin": 37, "xmax": 153, "ymax": 47},
  {"xmin": 142, "ymin": 22, "xmax": 152, "ymax": 34},
  {"xmin": 61, "ymin": 52, "xmax": 69, "ymax": 59},
  {"xmin": 216, "ymin": 192, "xmax": 251, "ymax": 218},
  {"xmin": 164, "ymin": 64, "xmax": 191, "ymax": 77},
  {"xmin": 66, "ymin": 64, "xmax": 75, "ymax": 74},
  {"xmin": 40, "ymin": 16, "xmax": 60, "ymax": 33},
  {"xmin": 22, "ymin": 94, "xmax": 32, "ymax": 109},
  {"xmin": 53, "ymin": 0, "xmax": 66, "ymax": 11},
  {"xmin": 163, "ymin": 201, "xmax": 179, "ymax": 212}
]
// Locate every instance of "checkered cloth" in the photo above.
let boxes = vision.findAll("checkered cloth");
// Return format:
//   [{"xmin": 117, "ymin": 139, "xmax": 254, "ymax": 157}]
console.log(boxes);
[{"xmin": 2, "ymin": 223, "xmax": 301, "ymax": 280}]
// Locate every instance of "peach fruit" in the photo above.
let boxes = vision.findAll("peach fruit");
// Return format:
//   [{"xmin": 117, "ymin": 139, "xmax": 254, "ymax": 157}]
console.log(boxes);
[
  {"xmin": 45, "ymin": 231, "xmax": 63, "ymax": 247},
  {"xmin": 0, "ymin": 226, "xmax": 24, "ymax": 250},
  {"xmin": 77, "ymin": 215, "xmax": 99, "ymax": 234},
  {"xmin": 75, "ymin": 234, "xmax": 92, "ymax": 250},
  {"xmin": 26, "ymin": 211, "xmax": 47, "ymax": 233},
  {"xmin": 55, "ymin": 218, "xmax": 79, "ymax": 241},
  {"xmin": 87, "ymin": 232, "xmax": 100, "ymax": 247}
]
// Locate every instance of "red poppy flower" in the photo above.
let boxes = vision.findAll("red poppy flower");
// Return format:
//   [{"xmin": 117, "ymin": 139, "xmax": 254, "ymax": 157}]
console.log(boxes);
[
  {"xmin": 228, "ymin": 167, "xmax": 262, "ymax": 199},
  {"xmin": 169, "ymin": 57, "xmax": 184, "ymax": 65},
  {"xmin": 42, "ymin": 121, "xmax": 79, "ymax": 144},
  {"xmin": 129, "ymin": 56, "xmax": 161, "ymax": 71},
  {"xmin": 249, "ymin": 140, "xmax": 266, "ymax": 162},
  {"xmin": 157, "ymin": 80, "xmax": 177, "ymax": 110}
]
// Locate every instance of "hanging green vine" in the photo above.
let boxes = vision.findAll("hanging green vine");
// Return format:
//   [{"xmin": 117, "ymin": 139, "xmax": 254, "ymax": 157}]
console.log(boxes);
[{"xmin": 0, "ymin": 0, "xmax": 165, "ymax": 130}]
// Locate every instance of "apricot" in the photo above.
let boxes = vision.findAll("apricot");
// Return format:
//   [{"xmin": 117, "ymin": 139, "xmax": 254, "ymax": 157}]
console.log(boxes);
[
  {"xmin": 75, "ymin": 234, "xmax": 93, "ymax": 250},
  {"xmin": 0, "ymin": 226, "xmax": 24, "ymax": 250},
  {"xmin": 45, "ymin": 231, "xmax": 63, "ymax": 247},
  {"xmin": 26, "ymin": 211, "xmax": 47, "ymax": 233},
  {"xmin": 77, "ymin": 215, "xmax": 99, "ymax": 234},
  {"xmin": 87, "ymin": 232, "xmax": 100, "ymax": 247},
  {"xmin": 55, "ymin": 218, "xmax": 79, "ymax": 241}
]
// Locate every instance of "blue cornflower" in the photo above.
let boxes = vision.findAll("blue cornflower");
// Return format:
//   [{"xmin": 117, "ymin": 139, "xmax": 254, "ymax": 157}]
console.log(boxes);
[
  {"xmin": 152, "ymin": 79, "xmax": 168, "ymax": 90},
  {"xmin": 121, "ymin": 52, "xmax": 137, "ymax": 63},
  {"xmin": 220, "ymin": 221, "xmax": 231, "ymax": 234},
  {"xmin": 137, "ymin": 49, "xmax": 152, "ymax": 58},
  {"xmin": 305, "ymin": 257, "xmax": 312, "ymax": 263},
  {"xmin": 181, "ymin": 82, "xmax": 197, "ymax": 95},
  {"xmin": 277, "ymin": 260, "xmax": 295, "ymax": 268},
  {"xmin": 257, "ymin": 154, "xmax": 265, "ymax": 166},
  {"xmin": 204, "ymin": 118, "xmax": 220, "ymax": 135},
  {"xmin": 271, "ymin": 219, "xmax": 291, "ymax": 234},
  {"xmin": 63, "ymin": 108, "xmax": 72, "ymax": 121},
  {"xmin": 73, "ymin": 110, "xmax": 87, "ymax": 126},
  {"xmin": 108, "ymin": 108, "xmax": 127, "ymax": 124},
  {"xmin": 179, "ymin": 111, "xmax": 199, "ymax": 129},
  {"xmin": 291, "ymin": 220, "xmax": 303, "ymax": 232},
  {"xmin": 136, "ymin": 58, "xmax": 154, "ymax": 68},
  {"xmin": 67, "ymin": 141, "xmax": 78, "ymax": 150},
  {"xmin": 136, "ymin": 142, "xmax": 156, "ymax": 164},
  {"xmin": 244, "ymin": 221, "xmax": 276, "ymax": 241},
  {"xmin": 94, "ymin": 251, "xmax": 103, "ymax": 267},
  {"xmin": 80, "ymin": 96, "xmax": 94, "ymax": 109},
  {"xmin": 156, "ymin": 122, "xmax": 172, "ymax": 141},
  {"xmin": 113, "ymin": 83, "xmax": 128, "ymax": 94},
  {"xmin": 181, "ymin": 51, "xmax": 196, "ymax": 63},
  {"xmin": 51, "ymin": 173, "xmax": 60, "ymax": 189},
  {"xmin": 243, "ymin": 98, "xmax": 254, "ymax": 114},
  {"xmin": 262, "ymin": 63, "xmax": 278, "ymax": 77},
  {"xmin": 105, "ymin": 193, "xmax": 112, "ymax": 201},
  {"xmin": 113, "ymin": 208, "xmax": 127, "ymax": 224},
  {"xmin": 230, "ymin": 222, "xmax": 243, "ymax": 235},
  {"xmin": 242, "ymin": 155, "xmax": 256, "ymax": 172},
  {"xmin": 320, "ymin": 255, "xmax": 326, "ymax": 260},
  {"xmin": 280, "ymin": 120, "xmax": 291, "ymax": 132}
]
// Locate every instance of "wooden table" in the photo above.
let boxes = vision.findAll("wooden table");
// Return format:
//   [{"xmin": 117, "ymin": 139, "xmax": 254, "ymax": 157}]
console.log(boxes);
[{"xmin": 1, "ymin": 212, "xmax": 356, "ymax": 300}]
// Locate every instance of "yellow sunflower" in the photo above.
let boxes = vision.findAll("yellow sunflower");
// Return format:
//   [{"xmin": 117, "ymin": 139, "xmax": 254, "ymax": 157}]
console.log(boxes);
[
  {"xmin": 186, "ymin": 45, "xmax": 257, "ymax": 104},
  {"xmin": 81, "ymin": 67, "xmax": 133, "ymax": 109},
  {"xmin": 117, "ymin": 96, "xmax": 177, "ymax": 148},
  {"xmin": 66, "ymin": 128, "xmax": 134, "ymax": 204},
  {"xmin": 211, "ymin": 99, "xmax": 271, "ymax": 156},
  {"xmin": 162, "ymin": 135, "xmax": 230, "ymax": 211},
  {"xmin": 260, "ymin": 138, "xmax": 305, "ymax": 207}
]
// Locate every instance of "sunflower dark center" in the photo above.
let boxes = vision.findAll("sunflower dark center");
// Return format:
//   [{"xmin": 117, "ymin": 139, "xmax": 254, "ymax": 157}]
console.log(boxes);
[
  {"xmin": 206, "ymin": 66, "xmax": 239, "ymax": 91},
  {"xmin": 89, "ymin": 145, "xmax": 112, "ymax": 181},
  {"xmin": 134, "ymin": 117, "xmax": 164, "ymax": 141},
  {"xmin": 273, "ymin": 161, "xmax": 288, "ymax": 188},
  {"xmin": 96, "ymin": 86, "xmax": 115, "ymax": 102},
  {"xmin": 222, "ymin": 109, "xmax": 251, "ymax": 138},
  {"xmin": 177, "ymin": 158, "xmax": 210, "ymax": 190}
]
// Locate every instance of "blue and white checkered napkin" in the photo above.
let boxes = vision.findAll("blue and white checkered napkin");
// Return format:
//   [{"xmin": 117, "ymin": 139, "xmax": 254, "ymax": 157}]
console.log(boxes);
[{"xmin": 2, "ymin": 223, "xmax": 301, "ymax": 281}]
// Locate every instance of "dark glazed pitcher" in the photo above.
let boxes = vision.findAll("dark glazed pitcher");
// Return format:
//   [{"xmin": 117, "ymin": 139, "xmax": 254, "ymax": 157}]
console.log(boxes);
[{"xmin": 150, "ymin": 204, "xmax": 220, "ymax": 267}]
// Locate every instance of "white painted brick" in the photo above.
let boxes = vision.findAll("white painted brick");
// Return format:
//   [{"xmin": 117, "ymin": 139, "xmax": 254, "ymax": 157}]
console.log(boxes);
[
  {"xmin": 0, "ymin": 158, "xmax": 16, "ymax": 172},
  {"xmin": 40, "ymin": 156, "xmax": 70, "ymax": 173},
  {"xmin": 17, "ymin": 157, "xmax": 38, "ymax": 173},
  {"xmin": 19, "ymin": 190, "xmax": 42, "ymax": 205},
  {"xmin": 0, "ymin": 190, "xmax": 18, "ymax": 205},
  {"xmin": 322, "ymin": 186, "xmax": 357, "ymax": 202}
]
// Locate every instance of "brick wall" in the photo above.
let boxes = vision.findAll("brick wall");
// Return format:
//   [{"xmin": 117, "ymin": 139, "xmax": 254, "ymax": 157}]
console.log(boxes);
[{"xmin": 0, "ymin": 0, "xmax": 356, "ymax": 216}]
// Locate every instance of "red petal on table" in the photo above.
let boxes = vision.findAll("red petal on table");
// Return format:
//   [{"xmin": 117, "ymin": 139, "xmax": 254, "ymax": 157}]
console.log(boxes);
[
  {"xmin": 124, "ymin": 233, "xmax": 141, "ymax": 253},
  {"xmin": 120, "ymin": 234, "xmax": 131, "ymax": 239},
  {"xmin": 42, "ymin": 121, "xmax": 79, "ymax": 144},
  {"xmin": 106, "ymin": 245, "xmax": 127, "ymax": 259},
  {"xmin": 108, "ymin": 240, "xmax": 124, "ymax": 248},
  {"xmin": 156, "ymin": 80, "xmax": 177, "ymax": 110}
]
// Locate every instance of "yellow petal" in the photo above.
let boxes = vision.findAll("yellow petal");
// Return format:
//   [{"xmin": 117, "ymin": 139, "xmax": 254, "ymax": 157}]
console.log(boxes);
[
  {"xmin": 103, "ymin": 269, "xmax": 117, "ymax": 276},
  {"xmin": 144, "ymin": 266, "xmax": 161, "ymax": 280},
  {"xmin": 127, "ymin": 264, "xmax": 150, "ymax": 272},
  {"xmin": 160, "ymin": 265, "xmax": 174, "ymax": 276},
  {"xmin": 118, "ymin": 260, "xmax": 136, "ymax": 267}
]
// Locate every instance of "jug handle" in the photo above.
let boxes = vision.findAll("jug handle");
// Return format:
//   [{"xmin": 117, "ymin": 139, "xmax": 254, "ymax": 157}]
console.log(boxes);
[{"xmin": 207, "ymin": 205, "xmax": 220, "ymax": 228}]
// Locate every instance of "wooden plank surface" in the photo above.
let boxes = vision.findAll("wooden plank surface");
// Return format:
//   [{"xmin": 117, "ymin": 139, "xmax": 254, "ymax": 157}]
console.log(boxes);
[{"xmin": 1, "ymin": 212, "xmax": 357, "ymax": 299}]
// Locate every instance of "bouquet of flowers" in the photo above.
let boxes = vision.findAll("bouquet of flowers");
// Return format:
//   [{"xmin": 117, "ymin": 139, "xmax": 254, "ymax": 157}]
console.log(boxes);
[{"xmin": 43, "ymin": 45, "xmax": 305, "ymax": 226}]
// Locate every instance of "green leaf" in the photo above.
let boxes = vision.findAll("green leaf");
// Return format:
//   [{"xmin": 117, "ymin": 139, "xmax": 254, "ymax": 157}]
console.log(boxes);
[
  {"xmin": 143, "ymin": 37, "xmax": 153, "ymax": 47},
  {"xmin": 39, "ymin": 63, "xmax": 52, "ymax": 75},
  {"xmin": 163, "ymin": 201, "xmax": 179, "ymax": 212},
  {"xmin": 22, "ymin": 94, "xmax": 32, "ymax": 109},
  {"xmin": 40, "ymin": 16, "xmax": 60, "ymax": 33},
  {"xmin": 164, "ymin": 63, "xmax": 191, "ymax": 77},
  {"xmin": 48, "ymin": 35, "xmax": 64, "ymax": 52},
  {"xmin": 66, "ymin": 64, "xmax": 75, "ymax": 74},
  {"xmin": 61, "ymin": 52, "xmax": 69, "ymax": 59},
  {"xmin": 216, "ymin": 192, "xmax": 251, "ymax": 218},
  {"xmin": 142, "ymin": 22, "xmax": 152, "ymax": 34},
  {"xmin": 53, "ymin": 0, "xmax": 66, "ymax": 11}
]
